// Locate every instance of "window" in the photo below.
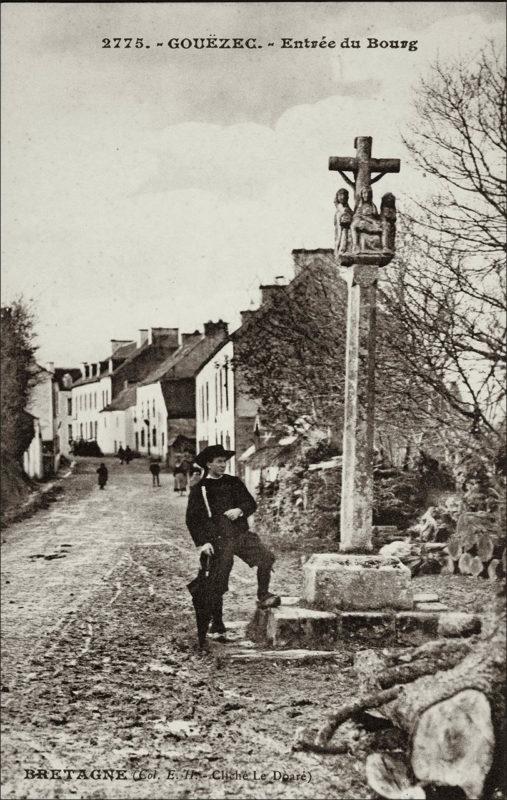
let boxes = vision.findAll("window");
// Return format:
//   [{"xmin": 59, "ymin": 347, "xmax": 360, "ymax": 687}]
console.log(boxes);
[
  {"xmin": 224, "ymin": 363, "xmax": 229, "ymax": 411},
  {"xmin": 94, "ymin": 421, "xmax": 98, "ymax": 439},
  {"xmin": 68, "ymin": 424, "xmax": 72, "ymax": 442},
  {"xmin": 161, "ymin": 432, "xmax": 165, "ymax": 448},
  {"xmin": 152, "ymin": 428, "xmax": 157, "ymax": 446},
  {"xmin": 219, "ymin": 368, "xmax": 223, "ymax": 413},
  {"xmin": 141, "ymin": 429, "xmax": 145, "ymax": 447},
  {"xmin": 152, "ymin": 400, "xmax": 155, "ymax": 417},
  {"xmin": 116, "ymin": 416, "xmax": 119, "ymax": 427},
  {"xmin": 225, "ymin": 433, "xmax": 231, "ymax": 449},
  {"xmin": 215, "ymin": 372, "xmax": 218, "ymax": 413},
  {"xmin": 80, "ymin": 423, "xmax": 83, "ymax": 438},
  {"xmin": 94, "ymin": 392, "xmax": 97, "ymax": 409},
  {"xmin": 205, "ymin": 382, "xmax": 209, "ymax": 420},
  {"xmin": 67, "ymin": 398, "xmax": 72, "ymax": 415},
  {"xmin": 114, "ymin": 440, "xmax": 117, "ymax": 452},
  {"xmin": 135, "ymin": 431, "xmax": 139, "ymax": 449}
]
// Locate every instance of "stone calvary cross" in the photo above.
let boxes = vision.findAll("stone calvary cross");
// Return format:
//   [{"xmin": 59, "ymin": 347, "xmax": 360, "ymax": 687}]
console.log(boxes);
[{"xmin": 330, "ymin": 136, "xmax": 400, "ymax": 552}]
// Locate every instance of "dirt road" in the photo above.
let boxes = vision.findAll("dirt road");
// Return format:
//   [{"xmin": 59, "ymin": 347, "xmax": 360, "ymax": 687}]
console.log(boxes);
[{"xmin": 1, "ymin": 458, "xmax": 375, "ymax": 800}]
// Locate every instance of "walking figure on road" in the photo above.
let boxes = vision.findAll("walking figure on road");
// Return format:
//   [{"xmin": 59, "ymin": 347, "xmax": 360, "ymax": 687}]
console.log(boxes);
[
  {"xmin": 117, "ymin": 445, "xmax": 125, "ymax": 465},
  {"xmin": 185, "ymin": 444, "xmax": 280, "ymax": 649},
  {"xmin": 124, "ymin": 446, "xmax": 132, "ymax": 465},
  {"xmin": 149, "ymin": 460, "xmax": 161, "ymax": 487},
  {"xmin": 96, "ymin": 463, "xmax": 108, "ymax": 490},
  {"xmin": 173, "ymin": 460, "xmax": 187, "ymax": 496}
]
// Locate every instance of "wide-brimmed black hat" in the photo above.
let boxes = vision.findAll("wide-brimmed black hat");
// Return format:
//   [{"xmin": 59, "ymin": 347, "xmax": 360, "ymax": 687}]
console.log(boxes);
[{"xmin": 194, "ymin": 444, "xmax": 235, "ymax": 468}]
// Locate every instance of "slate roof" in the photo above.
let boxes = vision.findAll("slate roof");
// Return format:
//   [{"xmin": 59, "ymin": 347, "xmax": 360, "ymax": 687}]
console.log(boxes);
[
  {"xmin": 52, "ymin": 368, "xmax": 82, "ymax": 390},
  {"xmin": 72, "ymin": 340, "xmax": 171, "ymax": 388},
  {"xmin": 140, "ymin": 334, "xmax": 226, "ymax": 386},
  {"xmin": 101, "ymin": 385, "xmax": 137, "ymax": 412}
]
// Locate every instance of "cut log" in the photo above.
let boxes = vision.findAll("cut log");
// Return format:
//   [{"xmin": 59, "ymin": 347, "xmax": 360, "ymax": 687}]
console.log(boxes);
[
  {"xmin": 411, "ymin": 689, "xmax": 493, "ymax": 800},
  {"xmin": 447, "ymin": 536, "xmax": 463, "ymax": 560},
  {"xmin": 366, "ymin": 753, "xmax": 426, "ymax": 799},
  {"xmin": 440, "ymin": 554, "xmax": 455, "ymax": 575},
  {"xmin": 458, "ymin": 551, "xmax": 474, "ymax": 574},
  {"xmin": 462, "ymin": 530, "xmax": 478, "ymax": 552},
  {"xmin": 381, "ymin": 629, "xmax": 505, "ymax": 799},
  {"xmin": 477, "ymin": 533, "xmax": 494, "ymax": 563},
  {"xmin": 469, "ymin": 555, "xmax": 484, "ymax": 578},
  {"xmin": 487, "ymin": 559, "xmax": 500, "ymax": 581},
  {"xmin": 355, "ymin": 639, "xmax": 473, "ymax": 691}
]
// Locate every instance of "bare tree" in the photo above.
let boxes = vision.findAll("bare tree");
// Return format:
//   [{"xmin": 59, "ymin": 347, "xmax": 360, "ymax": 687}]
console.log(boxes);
[{"xmin": 383, "ymin": 41, "xmax": 506, "ymax": 437}]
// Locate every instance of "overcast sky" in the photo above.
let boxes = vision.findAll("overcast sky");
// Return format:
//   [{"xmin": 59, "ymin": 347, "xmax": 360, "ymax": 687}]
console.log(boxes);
[{"xmin": 2, "ymin": 2, "xmax": 505, "ymax": 365}]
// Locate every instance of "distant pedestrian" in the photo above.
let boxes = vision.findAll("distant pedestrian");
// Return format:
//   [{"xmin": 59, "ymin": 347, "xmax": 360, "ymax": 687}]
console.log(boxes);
[
  {"xmin": 124, "ymin": 446, "xmax": 132, "ymax": 465},
  {"xmin": 117, "ymin": 445, "xmax": 125, "ymax": 465},
  {"xmin": 97, "ymin": 463, "xmax": 108, "ymax": 490},
  {"xmin": 173, "ymin": 460, "xmax": 187, "ymax": 496},
  {"xmin": 149, "ymin": 461, "xmax": 161, "ymax": 487}
]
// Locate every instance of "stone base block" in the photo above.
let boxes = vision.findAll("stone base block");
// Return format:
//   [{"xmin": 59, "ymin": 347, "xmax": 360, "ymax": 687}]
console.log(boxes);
[
  {"xmin": 247, "ymin": 606, "xmax": 339, "ymax": 649},
  {"xmin": 266, "ymin": 607, "xmax": 339, "ymax": 649},
  {"xmin": 395, "ymin": 612, "xmax": 439, "ymax": 645},
  {"xmin": 341, "ymin": 611, "xmax": 396, "ymax": 644},
  {"xmin": 437, "ymin": 612, "xmax": 481, "ymax": 638},
  {"xmin": 303, "ymin": 553, "xmax": 413, "ymax": 611}
]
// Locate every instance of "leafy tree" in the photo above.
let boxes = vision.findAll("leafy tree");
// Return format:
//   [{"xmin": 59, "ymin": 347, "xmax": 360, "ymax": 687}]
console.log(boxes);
[{"xmin": 0, "ymin": 300, "xmax": 38, "ymax": 467}]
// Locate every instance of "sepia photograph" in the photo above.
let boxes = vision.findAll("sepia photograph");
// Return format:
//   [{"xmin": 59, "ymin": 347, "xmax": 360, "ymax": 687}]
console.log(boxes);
[{"xmin": 1, "ymin": 2, "xmax": 506, "ymax": 798}]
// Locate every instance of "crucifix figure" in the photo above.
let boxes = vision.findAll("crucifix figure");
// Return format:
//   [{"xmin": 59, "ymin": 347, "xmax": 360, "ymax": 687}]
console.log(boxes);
[
  {"xmin": 329, "ymin": 136, "xmax": 400, "ymax": 552},
  {"xmin": 331, "ymin": 136, "xmax": 399, "ymax": 266}
]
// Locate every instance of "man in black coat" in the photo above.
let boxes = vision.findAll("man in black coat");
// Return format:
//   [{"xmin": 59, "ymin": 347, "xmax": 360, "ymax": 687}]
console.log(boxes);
[{"xmin": 186, "ymin": 444, "xmax": 280, "ymax": 638}]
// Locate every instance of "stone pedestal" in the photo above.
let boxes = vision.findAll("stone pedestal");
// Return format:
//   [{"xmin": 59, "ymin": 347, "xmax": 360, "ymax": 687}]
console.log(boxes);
[{"xmin": 303, "ymin": 553, "xmax": 413, "ymax": 611}]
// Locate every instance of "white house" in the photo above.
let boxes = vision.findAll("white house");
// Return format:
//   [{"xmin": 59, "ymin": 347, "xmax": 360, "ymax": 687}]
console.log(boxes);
[
  {"xmin": 136, "ymin": 321, "xmax": 229, "ymax": 466},
  {"xmin": 71, "ymin": 339, "xmax": 136, "ymax": 446},
  {"xmin": 23, "ymin": 364, "xmax": 57, "ymax": 477},
  {"xmin": 100, "ymin": 385, "xmax": 136, "ymax": 454},
  {"xmin": 51, "ymin": 366, "xmax": 82, "ymax": 458},
  {"xmin": 23, "ymin": 413, "xmax": 43, "ymax": 479},
  {"xmin": 195, "ymin": 339, "xmax": 236, "ymax": 471}
]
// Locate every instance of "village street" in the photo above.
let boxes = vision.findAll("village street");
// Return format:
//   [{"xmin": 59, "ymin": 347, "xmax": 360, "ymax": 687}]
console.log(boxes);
[{"xmin": 1, "ymin": 458, "xmax": 372, "ymax": 800}]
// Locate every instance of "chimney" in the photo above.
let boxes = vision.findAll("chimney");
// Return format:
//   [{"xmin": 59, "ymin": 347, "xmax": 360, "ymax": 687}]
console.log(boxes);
[
  {"xmin": 110, "ymin": 339, "xmax": 136, "ymax": 355},
  {"xmin": 139, "ymin": 329, "xmax": 149, "ymax": 347},
  {"xmin": 182, "ymin": 330, "xmax": 201, "ymax": 345},
  {"xmin": 124, "ymin": 379, "xmax": 129, "ymax": 390},
  {"xmin": 260, "ymin": 284, "xmax": 286, "ymax": 306},
  {"xmin": 240, "ymin": 310, "xmax": 256, "ymax": 326},
  {"xmin": 150, "ymin": 327, "xmax": 179, "ymax": 348},
  {"xmin": 291, "ymin": 248, "xmax": 334, "ymax": 276},
  {"xmin": 81, "ymin": 362, "xmax": 88, "ymax": 378},
  {"xmin": 204, "ymin": 320, "xmax": 229, "ymax": 339}
]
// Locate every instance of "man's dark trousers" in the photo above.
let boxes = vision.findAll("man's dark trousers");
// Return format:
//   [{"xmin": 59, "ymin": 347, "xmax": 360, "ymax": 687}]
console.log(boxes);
[{"xmin": 209, "ymin": 517, "xmax": 275, "ymax": 619}]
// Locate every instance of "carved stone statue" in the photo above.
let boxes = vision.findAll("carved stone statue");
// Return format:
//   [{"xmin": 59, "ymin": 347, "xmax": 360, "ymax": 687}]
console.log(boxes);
[
  {"xmin": 334, "ymin": 188, "xmax": 353, "ymax": 256},
  {"xmin": 350, "ymin": 187, "xmax": 382, "ymax": 252},
  {"xmin": 380, "ymin": 192, "xmax": 396, "ymax": 252}
]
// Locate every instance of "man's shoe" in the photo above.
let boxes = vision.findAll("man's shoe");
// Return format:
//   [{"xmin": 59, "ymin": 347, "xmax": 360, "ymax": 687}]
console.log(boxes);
[
  {"xmin": 210, "ymin": 621, "xmax": 227, "ymax": 635},
  {"xmin": 257, "ymin": 593, "xmax": 281, "ymax": 609}
]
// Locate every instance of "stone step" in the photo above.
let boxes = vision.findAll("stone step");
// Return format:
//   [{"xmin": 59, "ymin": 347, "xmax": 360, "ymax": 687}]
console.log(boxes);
[
  {"xmin": 247, "ymin": 606, "xmax": 482, "ymax": 649},
  {"xmin": 414, "ymin": 601, "xmax": 449, "ymax": 612},
  {"xmin": 413, "ymin": 592, "xmax": 440, "ymax": 603},
  {"xmin": 216, "ymin": 648, "xmax": 344, "ymax": 664}
]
